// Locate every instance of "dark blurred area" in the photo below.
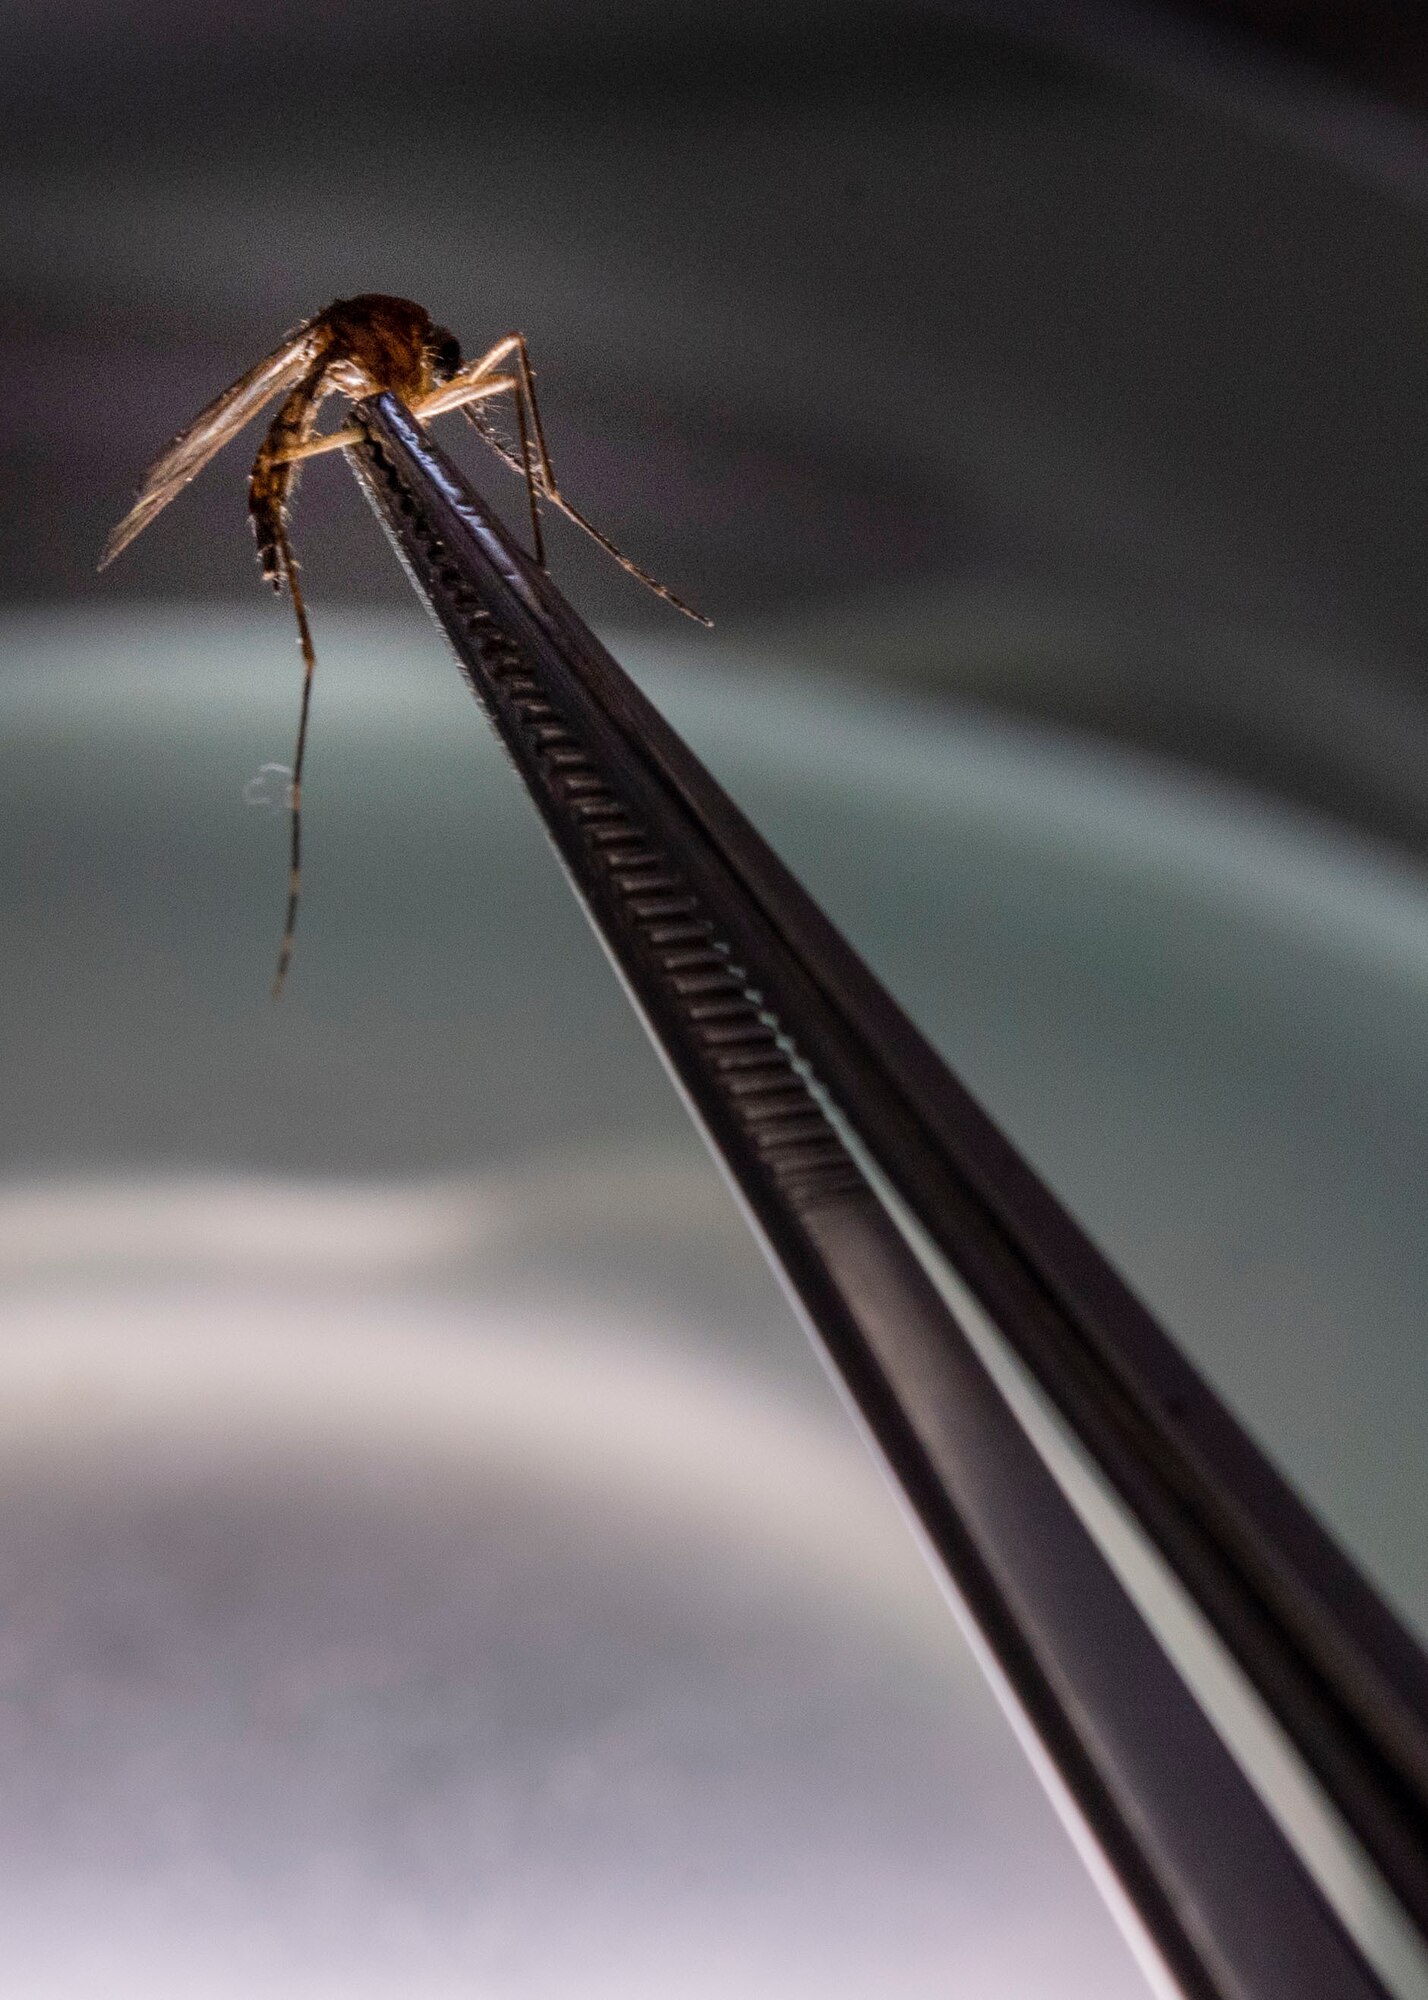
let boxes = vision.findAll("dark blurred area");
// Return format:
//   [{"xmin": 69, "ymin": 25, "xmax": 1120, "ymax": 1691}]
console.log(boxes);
[
  {"xmin": 6, "ymin": 0, "xmax": 1428, "ymax": 855},
  {"xmin": 1191, "ymin": 1, "xmax": 1428, "ymax": 105}
]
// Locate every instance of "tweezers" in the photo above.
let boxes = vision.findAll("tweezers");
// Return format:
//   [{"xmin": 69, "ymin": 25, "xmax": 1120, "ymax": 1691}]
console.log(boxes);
[{"xmin": 344, "ymin": 391, "xmax": 1428, "ymax": 2000}]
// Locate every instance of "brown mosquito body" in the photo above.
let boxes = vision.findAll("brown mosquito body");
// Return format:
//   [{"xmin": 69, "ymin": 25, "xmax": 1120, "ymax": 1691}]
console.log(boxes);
[{"xmin": 101, "ymin": 292, "xmax": 706, "ymax": 996}]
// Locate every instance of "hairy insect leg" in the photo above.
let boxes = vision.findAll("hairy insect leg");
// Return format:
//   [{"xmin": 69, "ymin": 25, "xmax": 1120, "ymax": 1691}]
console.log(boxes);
[
  {"xmin": 436, "ymin": 333, "xmax": 559, "ymax": 504},
  {"xmin": 450, "ymin": 356, "xmax": 710, "ymax": 625},
  {"xmin": 444, "ymin": 377, "xmax": 547, "ymax": 565},
  {"xmin": 248, "ymin": 365, "xmax": 331, "ymax": 998},
  {"xmin": 503, "ymin": 333, "xmax": 558, "ymax": 502},
  {"xmin": 275, "ymin": 368, "xmax": 517, "ymax": 463},
  {"xmin": 273, "ymin": 333, "xmax": 710, "ymax": 623},
  {"xmin": 406, "ymin": 334, "xmax": 553, "ymax": 562},
  {"xmin": 274, "ymin": 336, "xmax": 534, "ymax": 464},
  {"xmin": 481, "ymin": 337, "xmax": 553, "ymax": 566},
  {"xmin": 416, "ymin": 334, "xmax": 529, "ymax": 417},
  {"xmin": 509, "ymin": 379, "xmax": 545, "ymax": 568},
  {"xmin": 275, "ymin": 427, "xmax": 362, "ymax": 462},
  {"xmin": 445, "ymin": 333, "xmax": 709, "ymax": 621}
]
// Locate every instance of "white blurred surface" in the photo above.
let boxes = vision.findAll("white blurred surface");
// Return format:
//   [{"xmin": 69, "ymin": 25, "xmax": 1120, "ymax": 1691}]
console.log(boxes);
[
  {"xmin": 0, "ymin": 1176, "xmax": 1145, "ymax": 2000},
  {"xmin": 5, "ymin": 606, "xmax": 1428, "ymax": 1993}
]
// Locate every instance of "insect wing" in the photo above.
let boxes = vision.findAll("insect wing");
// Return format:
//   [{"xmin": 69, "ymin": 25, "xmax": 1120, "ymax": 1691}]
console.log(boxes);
[{"xmin": 100, "ymin": 322, "xmax": 325, "ymax": 568}]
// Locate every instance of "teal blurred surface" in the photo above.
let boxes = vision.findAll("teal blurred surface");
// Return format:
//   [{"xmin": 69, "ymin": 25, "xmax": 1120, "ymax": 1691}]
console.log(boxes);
[{"xmin": 4, "ymin": 604, "xmax": 1428, "ymax": 1994}]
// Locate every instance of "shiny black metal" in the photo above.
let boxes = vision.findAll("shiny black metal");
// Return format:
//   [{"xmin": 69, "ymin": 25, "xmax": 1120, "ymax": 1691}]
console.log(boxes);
[{"xmin": 345, "ymin": 390, "xmax": 1406, "ymax": 2000}]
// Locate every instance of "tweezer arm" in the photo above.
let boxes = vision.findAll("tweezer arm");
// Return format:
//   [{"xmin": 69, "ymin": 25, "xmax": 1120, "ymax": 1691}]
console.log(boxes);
[
  {"xmin": 345, "ymin": 391, "xmax": 1402, "ymax": 2000},
  {"xmin": 347, "ymin": 387, "xmax": 1428, "ymax": 1946}
]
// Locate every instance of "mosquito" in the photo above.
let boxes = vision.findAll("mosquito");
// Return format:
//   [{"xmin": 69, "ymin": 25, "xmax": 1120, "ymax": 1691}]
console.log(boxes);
[{"xmin": 100, "ymin": 293, "xmax": 707, "ymax": 997}]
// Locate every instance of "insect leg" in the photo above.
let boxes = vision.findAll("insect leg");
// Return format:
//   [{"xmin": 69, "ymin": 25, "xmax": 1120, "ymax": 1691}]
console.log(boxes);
[
  {"xmin": 424, "ymin": 334, "xmax": 558, "ymax": 495},
  {"xmin": 275, "ymin": 335, "xmax": 547, "ymax": 465},
  {"xmin": 440, "ymin": 378, "xmax": 546, "ymax": 566},
  {"xmin": 510, "ymin": 377, "xmax": 545, "ymax": 568},
  {"xmin": 501, "ymin": 334, "xmax": 557, "ymax": 504},
  {"xmin": 275, "ymin": 363, "xmax": 520, "ymax": 462},
  {"xmin": 415, "ymin": 335, "xmax": 526, "ymax": 415},
  {"xmin": 280, "ymin": 337, "xmax": 710, "ymax": 622},
  {"xmin": 248, "ymin": 365, "xmax": 332, "ymax": 998},
  {"xmin": 275, "ymin": 427, "xmax": 363, "ymax": 462},
  {"xmin": 411, "ymin": 335, "xmax": 553, "ymax": 560},
  {"xmin": 450, "ymin": 354, "xmax": 710, "ymax": 625}
]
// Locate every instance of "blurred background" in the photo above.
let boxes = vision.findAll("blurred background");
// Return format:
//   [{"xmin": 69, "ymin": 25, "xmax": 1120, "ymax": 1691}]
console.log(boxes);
[{"xmin": 3, "ymin": 3, "xmax": 1428, "ymax": 1995}]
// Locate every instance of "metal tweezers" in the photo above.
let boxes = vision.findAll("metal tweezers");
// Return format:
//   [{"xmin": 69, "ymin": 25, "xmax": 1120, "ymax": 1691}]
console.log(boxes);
[{"xmin": 345, "ymin": 392, "xmax": 1428, "ymax": 2000}]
